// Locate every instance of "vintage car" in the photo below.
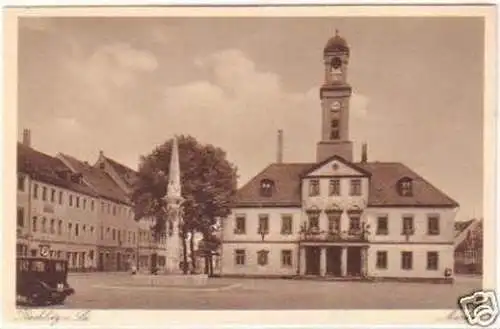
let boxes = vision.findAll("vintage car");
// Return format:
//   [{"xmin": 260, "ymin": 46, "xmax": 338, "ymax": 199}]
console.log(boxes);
[{"xmin": 16, "ymin": 257, "xmax": 75, "ymax": 306}]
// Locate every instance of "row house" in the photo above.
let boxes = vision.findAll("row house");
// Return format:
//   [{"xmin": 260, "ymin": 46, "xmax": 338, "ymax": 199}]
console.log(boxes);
[{"xmin": 17, "ymin": 136, "xmax": 100, "ymax": 271}]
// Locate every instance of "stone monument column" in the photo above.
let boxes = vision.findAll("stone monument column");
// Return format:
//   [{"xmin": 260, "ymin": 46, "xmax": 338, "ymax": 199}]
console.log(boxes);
[{"xmin": 165, "ymin": 137, "xmax": 183, "ymax": 274}]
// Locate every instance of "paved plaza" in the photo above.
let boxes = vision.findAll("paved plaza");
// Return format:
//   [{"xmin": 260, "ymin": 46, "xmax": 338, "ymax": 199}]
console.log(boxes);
[{"xmin": 35, "ymin": 273, "xmax": 483, "ymax": 310}]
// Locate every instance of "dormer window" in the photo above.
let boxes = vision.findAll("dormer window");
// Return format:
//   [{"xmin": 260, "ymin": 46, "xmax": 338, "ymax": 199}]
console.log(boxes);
[
  {"xmin": 398, "ymin": 177, "xmax": 413, "ymax": 197},
  {"xmin": 260, "ymin": 179, "xmax": 274, "ymax": 197}
]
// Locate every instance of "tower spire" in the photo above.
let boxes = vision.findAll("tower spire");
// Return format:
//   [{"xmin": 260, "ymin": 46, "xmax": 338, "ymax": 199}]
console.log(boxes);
[{"xmin": 167, "ymin": 136, "xmax": 181, "ymax": 199}]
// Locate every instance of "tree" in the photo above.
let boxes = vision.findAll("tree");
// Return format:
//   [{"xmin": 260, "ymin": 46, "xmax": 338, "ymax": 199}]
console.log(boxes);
[{"xmin": 131, "ymin": 135, "xmax": 237, "ymax": 274}]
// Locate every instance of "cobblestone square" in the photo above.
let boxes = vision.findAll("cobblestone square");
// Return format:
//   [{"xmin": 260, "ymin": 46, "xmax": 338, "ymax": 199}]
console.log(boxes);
[{"xmin": 41, "ymin": 273, "xmax": 484, "ymax": 310}]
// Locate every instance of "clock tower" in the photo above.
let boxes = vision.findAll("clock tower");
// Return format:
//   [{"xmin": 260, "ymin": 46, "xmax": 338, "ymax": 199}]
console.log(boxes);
[{"xmin": 316, "ymin": 30, "xmax": 354, "ymax": 162}]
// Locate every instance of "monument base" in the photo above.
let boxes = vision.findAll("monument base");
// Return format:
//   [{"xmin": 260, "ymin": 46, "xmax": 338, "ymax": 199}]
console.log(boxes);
[{"xmin": 132, "ymin": 274, "xmax": 209, "ymax": 286}]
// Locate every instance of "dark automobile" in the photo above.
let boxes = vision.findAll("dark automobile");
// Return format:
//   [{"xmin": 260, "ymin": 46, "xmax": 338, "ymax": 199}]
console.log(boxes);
[{"xmin": 16, "ymin": 257, "xmax": 75, "ymax": 306}]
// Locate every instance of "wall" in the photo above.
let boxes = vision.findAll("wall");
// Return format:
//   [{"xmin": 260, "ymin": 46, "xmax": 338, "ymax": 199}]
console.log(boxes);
[
  {"xmin": 364, "ymin": 207, "xmax": 457, "ymax": 243},
  {"xmin": 223, "ymin": 207, "xmax": 302, "ymax": 242},
  {"xmin": 221, "ymin": 242, "xmax": 298, "ymax": 276},
  {"xmin": 27, "ymin": 179, "xmax": 99, "ymax": 270},
  {"xmin": 367, "ymin": 244, "xmax": 454, "ymax": 279}
]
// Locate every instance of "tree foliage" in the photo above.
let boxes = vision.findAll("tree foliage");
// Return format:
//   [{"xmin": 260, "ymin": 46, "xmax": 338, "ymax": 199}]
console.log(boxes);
[{"xmin": 131, "ymin": 135, "xmax": 237, "ymax": 255}]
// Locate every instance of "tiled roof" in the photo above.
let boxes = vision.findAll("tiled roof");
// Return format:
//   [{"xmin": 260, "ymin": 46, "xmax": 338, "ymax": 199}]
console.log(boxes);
[
  {"xmin": 103, "ymin": 156, "xmax": 138, "ymax": 188},
  {"xmin": 17, "ymin": 143, "xmax": 96, "ymax": 197},
  {"xmin": 234, "ymin": 163, "xmax": 314, "ymax": 207},
  {"xmin": 357, "ymin": 162, "xmax": 459, "ymax": 207},
  {"xmin": 233, "ymin": 161, "xmax": 459, "ymax": 208},
  {"xmin": 59, "ymin": 154, "xmax": 130, "ymax": 205},
  {"xmin": 454, "ymin": 219, "xmax": 475, "ymax": 238}
]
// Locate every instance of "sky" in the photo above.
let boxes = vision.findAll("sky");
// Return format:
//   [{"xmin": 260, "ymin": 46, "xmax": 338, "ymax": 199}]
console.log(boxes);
[{"xmin": 18, "ymin": 17, "xmax": 484, "ymax": 222}]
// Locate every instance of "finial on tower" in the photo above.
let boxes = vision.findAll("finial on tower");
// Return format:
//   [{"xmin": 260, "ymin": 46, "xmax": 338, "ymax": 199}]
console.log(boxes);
[{"xmin": 335, "ymin": 28, "xmax": 339, "ymax": 36}]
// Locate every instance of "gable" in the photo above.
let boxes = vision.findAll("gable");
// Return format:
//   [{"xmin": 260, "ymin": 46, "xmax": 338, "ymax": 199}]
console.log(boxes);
[{"xmin": 303, "ymin": 155, "xmax": 370, "ymax": 178}]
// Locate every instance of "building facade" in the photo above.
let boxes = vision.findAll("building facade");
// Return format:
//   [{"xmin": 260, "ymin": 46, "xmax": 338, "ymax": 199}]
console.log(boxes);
[
  {"xmin": 16, "ymin": 131, "xmax": 167, "ymax": 272},
  {"xmin": 454, "ymin": 218, "xmax": 483, "ymax": 274},
  {"xmin": 221, "ymin": 32, "xmax": 459, "ymax": 282}
]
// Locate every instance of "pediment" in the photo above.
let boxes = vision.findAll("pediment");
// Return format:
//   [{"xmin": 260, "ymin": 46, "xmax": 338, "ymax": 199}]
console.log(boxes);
[{"xmin": 302, "ymin": 155, "xmax": 371, "ymax": 178}]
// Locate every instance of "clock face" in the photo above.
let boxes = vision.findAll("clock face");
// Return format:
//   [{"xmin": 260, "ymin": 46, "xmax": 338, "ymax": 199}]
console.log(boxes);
[
  {"xmin": 331, "ymin": 101, "xmax": 341, "ymax": 111},
  {"xmin": 332, "ymin": 57, "xmax": 342, "ymax": 69}
]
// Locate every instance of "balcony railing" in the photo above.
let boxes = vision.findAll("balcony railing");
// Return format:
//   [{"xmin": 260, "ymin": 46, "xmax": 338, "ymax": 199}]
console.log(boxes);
[{"xmin": 299, "ymin": 227, "xmax": 369, "ymax": 242}]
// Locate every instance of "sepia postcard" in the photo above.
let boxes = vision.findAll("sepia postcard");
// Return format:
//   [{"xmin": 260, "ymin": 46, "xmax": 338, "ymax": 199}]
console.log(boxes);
[{"xmin": 2, "ymin": 4, "xmax": 498, "ymax": 329}]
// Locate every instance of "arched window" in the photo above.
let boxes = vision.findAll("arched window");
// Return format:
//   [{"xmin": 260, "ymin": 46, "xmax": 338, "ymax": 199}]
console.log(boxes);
[
  {"xmin": 398, "ymin": 177, "xmax": 413, "ymax": 197},
  {"xmin": 260, "ymin": 179, "xmax": 275, "ymax": 197}
]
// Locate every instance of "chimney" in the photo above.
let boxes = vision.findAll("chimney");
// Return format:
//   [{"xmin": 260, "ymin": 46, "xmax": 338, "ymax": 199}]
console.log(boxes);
[
  {"xmin": 361, "ymin": 143, "xmax": 368, "ymax": 163},
  {"xmin": 99, "ymin": 150, "xmax": 104, "ymax": 158},
  {"xmin": 22, "ymin": 129, "xmax": 31, "ymax": 147},
  {"xmin": 277, "ymin": 129, "xmax": 283, "ymax": 163}
]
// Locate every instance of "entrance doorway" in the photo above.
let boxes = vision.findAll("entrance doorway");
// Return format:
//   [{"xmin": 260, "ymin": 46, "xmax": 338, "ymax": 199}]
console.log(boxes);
[
  {"xmin": 117, "ymin": 252, "xmax": 122, "ymax": 271},
  {"xmin": 326, "ymin": 247, "xmax": 342, "ymax": 276},
  {"xmin": 347, "ymin": 247, "xmax": 362, "ymax": 276},
  {"xmin": 305, "ymin": 247, "xmax": 320, "ymax": 275},
  {"xmin": 98, "ymin": 252, "xmax": 104, "ymax": 271}
]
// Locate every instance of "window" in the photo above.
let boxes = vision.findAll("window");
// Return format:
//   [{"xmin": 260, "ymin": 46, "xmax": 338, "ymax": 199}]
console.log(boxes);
[
  {"xmin": 281, "ymin": 250, "xmax": 293, "ymax": 266},
  {"xmin": 33, "ymin": 184, "xmax": 39, "ymax": 199},
  {"xmin": 427, "ymin": 251, "xmax": 439, "ymax": 270},
  {"xmin": 76, "ymin": 196, "xmax": 80, "ymax": 208},
  {"xmin": 17, "ymin": 175, "xmax": 25, "ymax": 191},
  {"xmin": 258, "ymin": 214, "xmax": 269, "ymax": 234},
  {"xmin": 68, "ymin": 223, "xmax": 72, "ymax": 237},
  {"xmin": 327, "ymin": 212, "xmax": 341, "ymax": 232},
  {"xmin": 330, "ymin": 119, "xmax": 340, "ymax": 140},
  {"xmin": 90, "ymin": 226, "xmax": 94, "ymax": 235},
  {"xmin": 349, "ymin": 214, "xmax": 361, "ymax": 232},
  {"xmin": 234, "ymin": 215, "xmax": 246, "ymax": 234},
  {"xmin": 100, "ymin": 227, "xmax": 104, "ymax": 240},
  {"xmin": 17, "ymin": 207, "xmax": 24, "ymax": 227},
  {"xmin": 427, "ymin": 215, "xmax": 440, "ymax": 235},
  {"xmin": 309, "ymin": 179, "xmax": 320, "ymax": 196},
  {"xmin": 402, "ymin": 216, "xmax": 414, "ymax": 235},
  {"xmin": 41, "ymin": 217, "xmax": 47, "ymax": 233},
  {"xmin": 32, "ymin": 217, "xmax": 37, "ymax": 232},
  {"xmin": 50, "ymin": 189, "xmax": 55, "ymax": 202},
  {"xmin": 42, "ymin": 187, "xmax": 47, "ymax": 201},
  {"xmin": 83, "ymin": 225, "xmax": 87, "ymax": 233},
  {"xmin": 50, "ymin": 219, "xmax": 55, "ymax": 234},
  {"xmin": 58, "ymin": 220, "xmax": 62, "ymax": 235},
  {"xmin": 112, "ymin": 229, "xmax": 116, "ymax": 240},
  {"xmin": 91, "ymin": 200, "xmax": 95, "ymax": 211},
  {"xmin": 113, "ymin": 205, "xmax": 117, "ymax": 215},
  {"xmin": 376, "ymin": 251, "xmax": 388, "ymax": 269},
  {"xmin": 329, "ymin": 179, "xmax": 341, "ymax": 196},
  {"xmin": 350, "ymin": 179, "xmax": 362, "ymax": 196},
  {"xmin": 260, "ymin": 179, "xmax": 274, "ymax": 197},
  {"xmin": 281, "ymin": 215, "xmax": 293, "ymax": 235},
  {"xmin": 308, "ymin": 212, "xmax": 320, "ymax": 229},
  {"xmin": 58, "ymin": 191, "xmax": 63, "ymax": 204},
  {"xmin": 257, "ymin": 250, "xmax": 269, "ymax": 266},
  {"xmin": 69, "ymin": 195, "xmax": 73, "ymax": 207},
  {"xmin": 398, "ymin": 177, "xmax": 413, "ymax": 196},
  {"xmin": 235, "ymin": 249, "xmax": 246, "ymax": 265},
  {"xmin": 401, "ymin": 251, "xmax": 413, "ymax": 270},
  {"xmin": 376, "ymin": 216, "xmax": 389, "ymax": 235},
  {"xmin": 83, "ymin": 199, "xmax": 87, "ymax": 209},
  {"xmin": 75, "ymin": 224, "xmax": 79, "ymax": 237}
]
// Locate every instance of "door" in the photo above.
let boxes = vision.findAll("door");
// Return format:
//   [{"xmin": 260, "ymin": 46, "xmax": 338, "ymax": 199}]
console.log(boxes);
[
  {"xmin": 117, "ymin": 252, "xmax": 122, "ymax": 271},
  {"xmin": 305, "ymin": 247, "xmax": 320, "ymax": 275},
  {"xmin": 326, "ymin": 247, "xmax": 342, "ymax": 276},
  {"xmin": 347, "ymin": 247, "xmax": 362, "ymax": 276},
  {"xmin": 151, "ymin": 253, "xmax": 158, "ymax": 273}
]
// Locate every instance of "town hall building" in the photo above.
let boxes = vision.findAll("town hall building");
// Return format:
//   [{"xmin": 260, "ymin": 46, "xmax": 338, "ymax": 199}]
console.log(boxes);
[{"xmin": 221, "ymin": 32, "xmax": 459, "ymax": 282}]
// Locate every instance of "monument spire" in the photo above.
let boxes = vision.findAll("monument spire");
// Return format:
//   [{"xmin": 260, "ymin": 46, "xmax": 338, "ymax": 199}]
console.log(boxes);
[
  {"xmin": 164, "ymin": 135, "xmax": 183, "ymax": 274},
  {"xmin": 167, "ymin": 136, "xmax": 182, "ymax": 199}
]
